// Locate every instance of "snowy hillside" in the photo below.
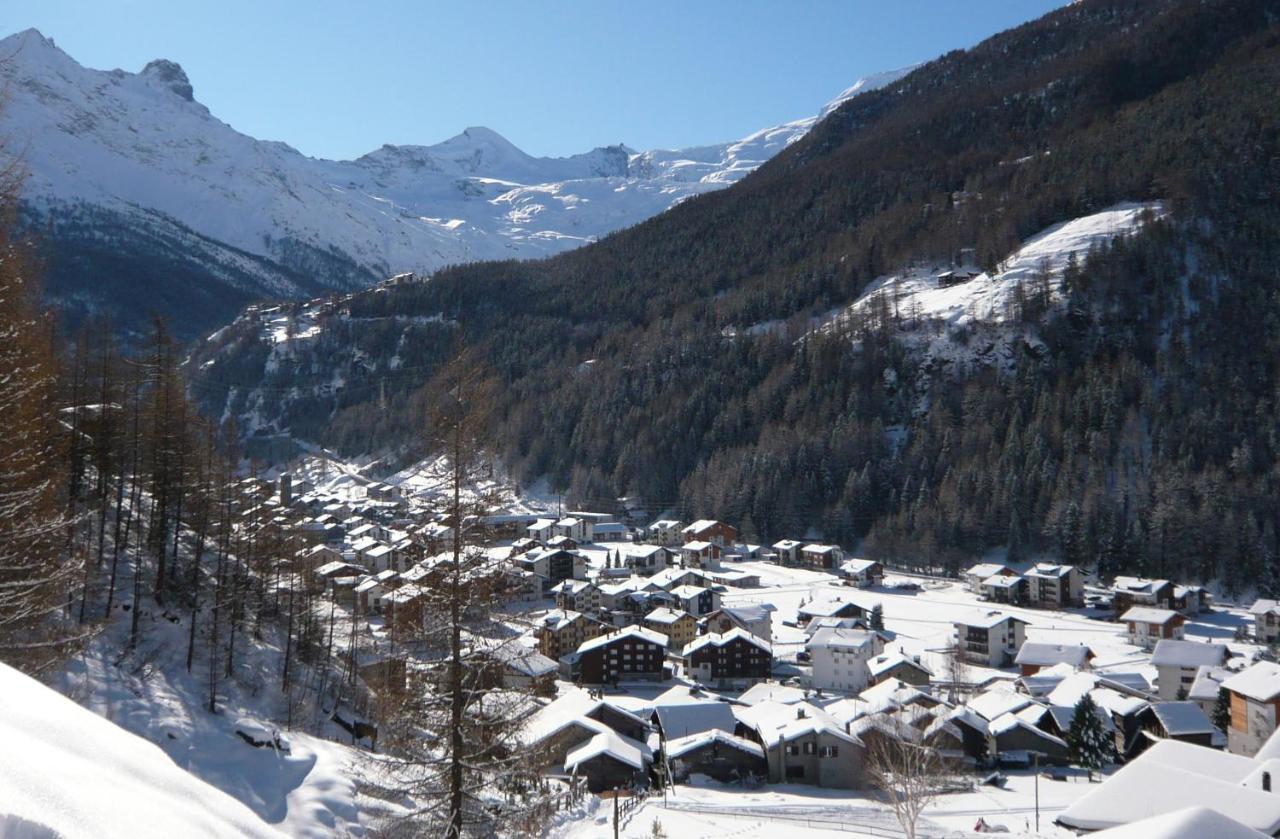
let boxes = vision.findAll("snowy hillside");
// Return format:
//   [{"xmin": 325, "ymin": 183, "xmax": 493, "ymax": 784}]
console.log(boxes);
[
  {"xmin": 0, "ymin": 28, "xmax": 914, "ymax": 312},
  {"xmin": 838, "ymin": 202, "xmax": 1167, "ymax": 331},
  {"xmin": 0, "ymin": 660, "xmax": 282, "ymax": 838}
]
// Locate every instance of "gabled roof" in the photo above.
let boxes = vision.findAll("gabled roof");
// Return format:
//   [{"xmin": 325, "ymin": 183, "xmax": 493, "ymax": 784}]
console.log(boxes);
[
  {"xmin": 1026, "ymin": 562, "xmax": 1077, "ymax": 579},
  {"xmin": 737, "ymin": 682, "xmax": 807, "ymax": 706},
  {"xmin": 1250, "ymin": 598, "xmax": 1280, "ymax": 616},
  {"xmin": 1058, "ymin": 741, "xmax": 1280, "ymax": 833},
  {"xmin": 1189, "ymin": 665, "xmax": 1231, "ymax": 703},
  {"xmin": 1146, "ymin": 701, "xmax": 1215, "ymax": 737},
  {"xmin": 988, "ymin": 712, "xmax": 1067, "ymax": 748},
  {"xmin": 1112, "ymin": 576, "xmax": 1171, "ymax": 594},
  {"xmin": 799, "ymin": 597, "xmax": 870, "ymax": 619},
  {"xmin": 565, "ymin": 730, "xmax": 651, "ymax": 772},
  {"xmin": 740, "ymin": 700, "xmax": 862, "ymax": 749},
  {"xmin": 1089, "ymin": 806, "xmax": 1268, "ymax": 839},
  {"xmin": 539, "ymin": 609, "xmax": 586, "ymax": 632},
  {"xmin": 682, "ymin": 627, "xmax": 772, "ymax": 658},
  {"xmin": 802, "ymin": 543, "xmax": 839, "ymax": 554},
  {"xmin": 867, "ymin": 653, "xmax": 932, "ymax": 679},
  {"xmin": 1119, "ymin": 606, "xmax": 1181, "ymax": 625},
  {"xmin": 521, "ymin": 687, "xmax": 649, "ymax": 746},
  {"xmin": 1015, "ymin": 643, "xmax": 1092, "ymax": 668},
  {"xmin": 1222, "ymin": 662, "xmax": 1280, "ymax": 703},
  {"xmin": 681, "ymin": 519, "xmax": 724, "ymax": 534},
  {"xmin": 968, "ymin": 687, "xmax": 1036, "ymax": 721},
  {"xmin": 665, "ymin": 730, "xmax": 764, "ymax": 760},
  {"xmin": 807, "ymin": 626, "xmax": 878, "ymax": 653},
  {"xmin": 1151, "ymin": 640, "xmax": 1229, "ymax": 669},
  {"xmin": 576, "ymin": 625, "xmax": 668, "ymax": 655},
  {"xmin": 839, "ymin": 558, "xmax": 881, "ymax": 574},
  {"xmin": 965, "ymin": 562, "xmax": 1011, "ymax": 578},
  {"xmin": 653, "ymin": 700, "xmax": 739, "ymax": 741},
  {"xmin": 955, "ymin": 609, "xmax": 1027, "ymax": 630},
  {"xmin": 644, "ymin": 607, "xmax": 692, "ymax": 626}
]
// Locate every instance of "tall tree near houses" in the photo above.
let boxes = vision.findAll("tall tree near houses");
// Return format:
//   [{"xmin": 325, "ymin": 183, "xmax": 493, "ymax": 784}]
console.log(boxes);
[
  {"xmin": 379, "ymin": 352, "xmax": 543, "ymax": 838},
  {"xmin": 1066, "ymin": 694, "xmax": 1111, "ymax": 781}
]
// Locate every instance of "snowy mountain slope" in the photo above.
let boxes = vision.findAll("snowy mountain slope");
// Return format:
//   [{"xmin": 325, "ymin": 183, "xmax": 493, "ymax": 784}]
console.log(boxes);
[
  {"xmin": 0, "ymin": 27, "xmax": 914, "ymax": 332},
  {"xmin": 0, "ymin": 659, "xmax": 283, "ymax": 839},
  {"xmin": 833, "ymin": 202, "xmax": 1167, "ymax": 331}
]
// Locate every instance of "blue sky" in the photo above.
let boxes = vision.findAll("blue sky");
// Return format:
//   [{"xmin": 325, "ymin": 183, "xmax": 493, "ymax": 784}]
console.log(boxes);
[{"xmin": 2, "ymin": 1, "xmax": 1063, "ymax": 160}]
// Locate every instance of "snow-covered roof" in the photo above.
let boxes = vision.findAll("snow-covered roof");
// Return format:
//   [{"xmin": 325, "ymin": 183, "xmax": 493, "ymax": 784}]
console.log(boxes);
[
  {"xmin": 1058, "ymin": 743, "xmax": 1280, "ymax": 833},
  {"xmin": 1189, "ymin": 665, "xmax": 1231, "ymax": 703},
  {"xmin": 665, "ymin": 730, "xmax": 764, "ymax": 760},
  {"xmin": 1255, "ymin": 726, "xmax": 1280, "ymax": 763},
  {"xmin": 988, "ymin": 713, "xmax": 1067, "ymax": 748},
  {"xmin": 802, "ymin": 543, "xmax": 839, "ymax": 554},
  {"xmin": 1119, "ymin": 606, "xmax": 1180, "ymax": 625},
  {"xmin": 521, "ymin": 687, "xmax": 648, "ymax": 746},
  {"xmin": 681, "ymin": 519, "xmax": 722, "ymax": 534},
  {"xmin": 1249, "ymin": 598, "xmax": 1280, "ymax": 616},
  {"xmin": 653, "ymin": 700, "xmax": 739, "ymax": 741},
  {"xmin": 1112, "ymin": 576, "xmax": 1170, "ymax": 594},
  {"xmin": 839, "ymin": 558, "xmax": 880, "ymax": 574},
  {"xmin": 682, "ymin": 627, "xmax": 771, "ymax": 658},
  {"xmin": 1015, "ymin": 643, "xmax": 1091, "ymax": 668},
  {"xmin": 772, "ymin": 539, "xmax": 803, "ymax": 550},
  {"xmin": 1147, "ymin": 701, "xmax": 1214, "ymax": 737},
  {"xmin": 799, "ymin": 597, "xmax": 870, "ymax": 619},
  {"xmin": 1089, "ymin": 806, "xmax": 1268, "ymax": 839},
  {"xmin": 564, "ymin": 730, "xmax": 650, "ymax": 772},
  {"xmin": 968, "ymin": 688, "xmax": 1036, "ymax": 721},
  {"xmin": 740, "ymin": 700, "xmax": 862, "ymax": 749},
  {"xmin": 539, "ymin": 609, "xmax": 586, "ymax": 632},
  {"xmin": 983, "ymin": 575, "xmax": 1024, "ymax": 589},
  {"xmin": 955, "ymin": 609, "xmax": 1026, "ymax": 630},
  {"xmin": 576, "ymin": 625, "xmax": 668, "ymax": 655},
  {"xmin": 1026, "ymin": 562, "xmax": 1076, "ymax": 579},
  {"xmin": 1151, "ymin": 640, "xmax": 1229, "ymax": 669},
  {"xmin": 668, "ymin": 584, "xmax": 710, "ymax": 599},
  {"xmin": 1223, "ymin": 662, "xmax": 1280, "ymax": 703},
  {"xmin": 713, "ymin": 603, "xmax": 775, "ymax": 623},
  {"xmin": 644, "ymin": 607, "xmax": 691, "ymax": 626},
  {"xmin": 487, "ymin": 640, "xmax": 557, "ymax": 678},
  {"xmin": 807, "ymin": 626, "xmax": 878, "ymax": 653},
  {"xmin": 1046, "ymin": 704, "xmax": 1115, "ymax": 735},
  {"xmin": 867, "ymin": 653, "xmax": 932, "ymax": 678},
  {"xmin": 965, "ymin": 562, "xmax": 1010, "ymax": 578},
  {"xmin": 737, "ymin": 683, "xmax": 807, "ymax": 706}
]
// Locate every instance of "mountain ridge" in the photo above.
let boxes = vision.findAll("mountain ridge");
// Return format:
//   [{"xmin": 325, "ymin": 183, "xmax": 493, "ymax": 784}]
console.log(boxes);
[{"xmin": 0, "ymin": 27, "xmax": 913, "ymax": 336}]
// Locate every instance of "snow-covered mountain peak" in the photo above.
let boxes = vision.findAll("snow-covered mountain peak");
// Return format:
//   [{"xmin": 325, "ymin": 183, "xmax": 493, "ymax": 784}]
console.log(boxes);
[
  {"xmin": 818, "ymin": 65, "xmax": 918, "ymax": 118},
  {"xmin": 140, "ymin": 58, "xmax": 195, "ymax": 101},
  {"xmin": 0, "ymin": 32, "xmax": 920, "ymax": 332}
]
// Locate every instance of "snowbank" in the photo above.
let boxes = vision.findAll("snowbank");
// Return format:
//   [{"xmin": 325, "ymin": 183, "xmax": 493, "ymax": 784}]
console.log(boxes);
[{"xmin": 0, "ymin": 661, "xmax": 282, "ymax": 839}]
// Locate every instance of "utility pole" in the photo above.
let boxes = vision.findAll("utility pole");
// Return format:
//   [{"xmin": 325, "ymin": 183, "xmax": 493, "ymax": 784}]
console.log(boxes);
[{"xmin": 613, "ymin": 789, "xmax": 620, "ymax": 839}]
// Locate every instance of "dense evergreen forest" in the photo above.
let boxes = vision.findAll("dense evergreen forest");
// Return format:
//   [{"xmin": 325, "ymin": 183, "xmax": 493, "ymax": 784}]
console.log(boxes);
[{"xmin": 192, "ymin": 0, "xmax": 1280, "ymax": 593}]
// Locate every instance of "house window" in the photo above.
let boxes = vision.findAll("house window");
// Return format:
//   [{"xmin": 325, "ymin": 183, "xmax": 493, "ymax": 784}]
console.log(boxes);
[
  {"xmin": 820, "ymin": 746, "xmax": 838, "ymax": 758},
  {"xmin": 804, "ymin": 742, "xmax": 817, "ymax": 755},
  {"xmin": 786, "ymin": 744, "xmax": 800, "ymax": 756}
]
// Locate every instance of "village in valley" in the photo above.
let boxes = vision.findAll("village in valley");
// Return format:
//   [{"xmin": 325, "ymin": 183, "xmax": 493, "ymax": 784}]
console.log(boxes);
[{"xmin": 254, "ymin": 455, "xmax": 1280, "ymax": 838}]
